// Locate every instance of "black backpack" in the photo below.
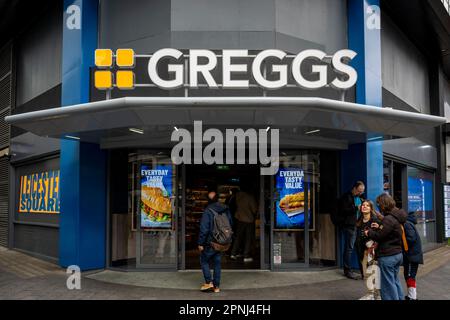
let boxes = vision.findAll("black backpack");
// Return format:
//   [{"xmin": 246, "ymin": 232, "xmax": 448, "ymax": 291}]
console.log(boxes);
[
  {"xmin": 330, "ymin": 196, "xmax": 346, "ymax": 227},
  {"xmin": 210, "ymin": 209, "xmax": 233, "ymax": 251}
]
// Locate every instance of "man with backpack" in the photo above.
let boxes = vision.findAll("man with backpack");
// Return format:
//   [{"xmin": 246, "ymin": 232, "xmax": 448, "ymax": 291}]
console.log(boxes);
[{"xmin": 198, "ymin": 189, "xmax": 233, "ymax": 293}]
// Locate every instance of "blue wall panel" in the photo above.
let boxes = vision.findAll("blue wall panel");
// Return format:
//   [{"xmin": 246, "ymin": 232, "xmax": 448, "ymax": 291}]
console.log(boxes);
[
  {"xmin": 59, "ymin": 0, "xmax": 106, "ymax": 270},
  {"xmin": 345, "ymin": 0, "xmax": 383, "ymax": 203},
  {"xmin": 340, "ymin": 0, "xmax": 384, "ymax": 269}
]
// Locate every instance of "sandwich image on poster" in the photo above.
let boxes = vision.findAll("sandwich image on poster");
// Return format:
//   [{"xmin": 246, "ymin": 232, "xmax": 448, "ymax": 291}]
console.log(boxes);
[
  {"xmin": 140, "ymin": 164, "xmax": 173, "ymax": 229},
  {"xmin": 279, "ymin": 192, "xmax": 305, "ymax": 217},
  {"xmin": 275, "ymin": 168, "xmax": 312, "ymax": 229}
]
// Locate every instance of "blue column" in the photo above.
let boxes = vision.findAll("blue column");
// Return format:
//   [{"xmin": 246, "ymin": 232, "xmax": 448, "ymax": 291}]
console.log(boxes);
[
  {"xmin": 59, "ymin": 0, "xmax": 106, "ymax": 270},
  {"xmin": 344, "ymin": 0, "xmax": 383, "ymax": 204},
  {"xmin": 339, "ymin": 0, "xmax": 384, "ymax": 269}
]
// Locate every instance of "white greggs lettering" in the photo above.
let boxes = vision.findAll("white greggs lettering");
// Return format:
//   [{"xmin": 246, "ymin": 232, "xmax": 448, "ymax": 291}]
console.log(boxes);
[{"xmin": 147, "ymin": 49, "xmax": 357, "ymax": 90}]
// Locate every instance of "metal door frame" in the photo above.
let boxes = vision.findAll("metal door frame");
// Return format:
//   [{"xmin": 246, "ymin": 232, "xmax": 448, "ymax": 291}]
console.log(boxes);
[
  {"xmin": 271, "ymin": 157, "xmax": 316, "ymax": 270},
  {"xmin": 135, "ymin": 156, "xmax": 178, "ymax": 270}
]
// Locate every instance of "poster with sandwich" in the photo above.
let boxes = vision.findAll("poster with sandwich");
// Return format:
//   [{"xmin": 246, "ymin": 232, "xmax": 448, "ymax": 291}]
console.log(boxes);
[
  {"xmin": 275, "ymin": 168, "xmax": 313, "ymax": 230},
  {"xmin": 140, "ymin": 164, "xmax": 174, "ymax": 229}
]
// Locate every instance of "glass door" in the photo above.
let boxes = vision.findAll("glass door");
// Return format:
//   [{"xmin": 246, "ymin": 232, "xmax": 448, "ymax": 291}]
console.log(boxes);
[
  {"xmin": 271, "ymin": 153, "xmax": 318, "ymax": 269},
  {"xmin": 131, "ymin": 152, "xmax": 178, "ymax": 269},
  {"xmin": 407, "ymin": 167, "xmax": 436, "ymax": 249},
  {"xmin": 183, "ymin": 164, "xmax": 263, "ymax": 269}
]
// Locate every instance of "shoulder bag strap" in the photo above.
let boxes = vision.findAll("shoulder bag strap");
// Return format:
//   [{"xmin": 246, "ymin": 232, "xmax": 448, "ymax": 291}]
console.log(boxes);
[{"xmin": 400, "ymin": 224, "xmax": 409, "ymax": 252}]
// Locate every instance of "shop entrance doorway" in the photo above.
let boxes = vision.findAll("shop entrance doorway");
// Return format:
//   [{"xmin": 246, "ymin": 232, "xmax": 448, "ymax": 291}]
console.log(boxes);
[{"xmin": 183, "ymin": 164, "xmax": 262, "ymax": 269}]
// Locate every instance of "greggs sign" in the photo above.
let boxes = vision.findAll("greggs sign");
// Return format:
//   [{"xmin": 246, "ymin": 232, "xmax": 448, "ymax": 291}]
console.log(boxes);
[{"xmin": 94, "ymin": 48, "xmax": 357, "ymax": 91}]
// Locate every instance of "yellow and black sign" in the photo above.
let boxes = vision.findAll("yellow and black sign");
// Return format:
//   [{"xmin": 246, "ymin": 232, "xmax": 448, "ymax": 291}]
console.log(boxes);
[{"xmin": 19, "ymin": 170, "xmax": 60, "ymax": 214}]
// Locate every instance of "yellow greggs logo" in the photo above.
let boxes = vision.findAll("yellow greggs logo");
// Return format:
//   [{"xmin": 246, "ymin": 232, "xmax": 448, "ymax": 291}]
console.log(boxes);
[{"xmin": 94, "ymin": 49, "xmax": 135, "ymax": 90}]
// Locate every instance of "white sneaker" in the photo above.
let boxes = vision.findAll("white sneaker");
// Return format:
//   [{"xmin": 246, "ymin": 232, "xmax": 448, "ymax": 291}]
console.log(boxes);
[
  {"xmin": 230, "ymin": 255, "xmax": 238, "ymax": 260},
  {"xmin": 243, "ymin": 257, "xmax": 253, "ymax": 263},
  {"xmin": 358, "ymin": 293, "xmax": 375, "ymax": 300}
]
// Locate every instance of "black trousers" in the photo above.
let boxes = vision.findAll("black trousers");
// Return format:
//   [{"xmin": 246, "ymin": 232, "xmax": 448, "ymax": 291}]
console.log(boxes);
[
  {"xmin": 403, "ymin": 256, "xmax": 419, "ymax": 281},
  {"xmin": 355, "ymin": 238, "xmax": 366, "ymax": 277},
  {"xmin": 231, "ymin": 221, "xmax": 255, "ymax": 258}
]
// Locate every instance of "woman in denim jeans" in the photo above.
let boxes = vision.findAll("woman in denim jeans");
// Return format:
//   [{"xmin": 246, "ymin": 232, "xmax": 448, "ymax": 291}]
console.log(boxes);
[{"xmin": 365, "ymin": 194, "xmax": 407, "ymax": 300}]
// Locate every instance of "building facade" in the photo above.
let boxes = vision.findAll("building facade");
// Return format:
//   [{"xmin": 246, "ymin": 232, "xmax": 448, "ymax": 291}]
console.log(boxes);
[{"xmin": 0, "ymin": 0, "xmax": 449, "ymax": 271}]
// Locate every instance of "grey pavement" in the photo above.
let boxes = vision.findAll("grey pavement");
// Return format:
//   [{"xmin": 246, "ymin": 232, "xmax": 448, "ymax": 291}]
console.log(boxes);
[
  {"xmin": 86, "ymin": 268, "xmax": 347, "ymax": 290},
  {"xmin": 0, "ymin": 246, "xmax": 449, "ymax": 300}
]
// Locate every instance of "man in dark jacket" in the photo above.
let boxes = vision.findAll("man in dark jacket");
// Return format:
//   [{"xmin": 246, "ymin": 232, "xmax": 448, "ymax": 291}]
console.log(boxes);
[
  {"xmin": 339, "ymin": 181, "xmax": 365, "ymax": 279},
  {"xmin": 365, "ymin": 194, "xmax": 407, "ymax": 300},
  {"xmin": 198, "ymin": 190, "xmax": 233, "ymax": 293},
  {"xmin": 230, "ymin": 187, "xmax": 258, "ymax": 263},
  {"xmin": 403, "ymin": 211, "xmax": 423, "ymax": 300}
]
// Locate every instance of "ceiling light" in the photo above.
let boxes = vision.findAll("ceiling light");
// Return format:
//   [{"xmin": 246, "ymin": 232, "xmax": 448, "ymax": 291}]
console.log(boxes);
[
  {"xmin": 129, "ymin": 128, "xmax": 144, "ymax": 134},
  {"xmin": 65, "ymin": 135, "xmax": 80, "ymax": 140}
]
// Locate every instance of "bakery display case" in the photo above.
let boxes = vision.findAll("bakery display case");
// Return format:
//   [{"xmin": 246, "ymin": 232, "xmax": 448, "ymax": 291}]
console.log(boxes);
[{"xmin": 185, "ymin": 188, "xmax": 209, "ymax": 250}]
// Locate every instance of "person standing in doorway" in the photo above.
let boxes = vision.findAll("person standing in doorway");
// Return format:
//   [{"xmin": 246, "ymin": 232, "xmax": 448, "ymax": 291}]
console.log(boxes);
[
  {"xmin": 225, "ymin": 187, "xmax": 239, "ymax": 232},
  {"xmin": 198, "ymin": 189, "xmax": 233, "ymax": 293},
  {"xmin": 339, "ymin": 181, "xmax": 365, "ymax": 279},
  {"xmin": 230, "ymin": 185, "xmax": 258, "ymax": 263},
  {"xmin": 365, "ymin": 194, "xmax": 407, "ymax": 300}
]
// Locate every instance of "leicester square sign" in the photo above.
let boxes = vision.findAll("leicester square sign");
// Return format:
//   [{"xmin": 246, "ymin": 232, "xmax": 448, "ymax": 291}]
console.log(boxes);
[{"xmin": 94, "ymin": 48, "xmax": 358, "ymax": 91}]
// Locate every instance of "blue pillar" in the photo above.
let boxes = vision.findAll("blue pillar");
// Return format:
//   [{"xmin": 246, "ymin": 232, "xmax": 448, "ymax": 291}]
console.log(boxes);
[
  {"xmin": 59, "ymin": 0, "xmax": 106, "ymax": 270},
  {"xmin": 339, "ymin": 0, "xmax": 384, "ymax": 269},
  {"xmin": 344, "ymin": 0, "xmax": 383, "ymax": 204}
]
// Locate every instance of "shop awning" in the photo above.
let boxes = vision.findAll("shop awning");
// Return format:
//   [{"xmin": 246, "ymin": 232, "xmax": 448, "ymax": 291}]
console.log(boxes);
[{"xmin": 4, "ymin": 97, "xmax": 446, "ymax": 146}]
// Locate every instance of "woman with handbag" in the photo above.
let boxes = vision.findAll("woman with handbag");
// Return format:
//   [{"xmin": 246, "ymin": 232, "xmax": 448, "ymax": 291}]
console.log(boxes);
[{"xmin": 364, "ymin": 194, "xmax": 407, "ymax": 300}]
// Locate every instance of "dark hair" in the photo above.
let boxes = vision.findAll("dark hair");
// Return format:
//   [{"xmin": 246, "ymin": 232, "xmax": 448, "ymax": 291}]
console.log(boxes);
[
  {"xmin": 376, "ymin": 193, "xmax": 396, "ymax": 213},
  {"xmin": 356, "ymin": 200, "xmax": 383, "ymax": 227},
  {"xmin": 207, "ymin": 190, "xmax": 219, "ymax": 204},
  {"xmin": 353, "ymin": 181, "xmax": 365, "ymax": 189}
]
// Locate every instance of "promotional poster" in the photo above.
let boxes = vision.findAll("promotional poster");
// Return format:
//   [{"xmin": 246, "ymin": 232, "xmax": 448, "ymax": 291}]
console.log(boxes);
[
  {"xmin": 275, "ymin": 168, "xmax": 312, "ymax": 229},
  {"xmin": 140, "ymin": 164, "xmax": 174, "ymax": 229},
  {"xmin": 408, "ymin": 177, "xmax": 434, "ymax": 221},
  {"xmin": 18, "ymin": 170, "xmax": 60, "ymax": 214}
]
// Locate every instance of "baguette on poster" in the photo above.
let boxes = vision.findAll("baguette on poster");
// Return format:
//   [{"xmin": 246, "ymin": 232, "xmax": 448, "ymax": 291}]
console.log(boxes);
[
  {"xmin": 141, "ymin": 186, "xmax": 172, "ymax": 223},
  {"xmin": 279, "ymin": 191, "xmax": 305, "ymax": 215}
]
